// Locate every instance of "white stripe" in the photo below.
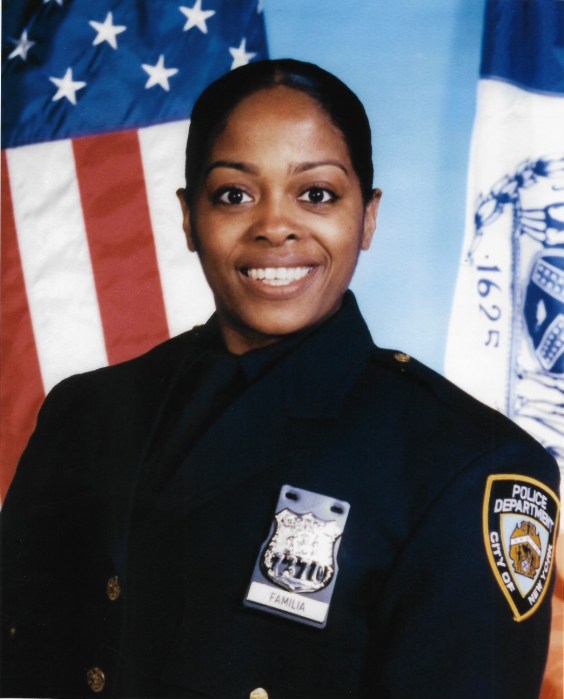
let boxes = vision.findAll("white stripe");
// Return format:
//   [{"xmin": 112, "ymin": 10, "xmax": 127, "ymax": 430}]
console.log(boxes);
[
  {"xmin": 472, "ymin": 80, "xmax": 564, "ymax": 168},
  {"xmin": 510, "ymin": 534, "xmax": 542, "ymax": 559},
  {"xmin": 138, "ymin": 121, "xmax": 214, "ymax": 337},
  {"xmin": 6, "ymin": 141, "xmax": 108, "ymax": 391}
]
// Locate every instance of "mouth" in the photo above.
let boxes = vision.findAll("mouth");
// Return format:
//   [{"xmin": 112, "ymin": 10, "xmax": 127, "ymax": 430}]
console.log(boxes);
[{"xmin": 240, "ymin": 266, "xmax": 315, "ymax": 286}]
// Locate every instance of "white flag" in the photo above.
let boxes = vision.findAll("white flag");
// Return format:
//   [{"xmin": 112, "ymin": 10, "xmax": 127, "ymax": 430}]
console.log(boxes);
[
  {"xmin": 446, "ymin": 0, "xmax": 564, "ymax": 472},
  {"xmin": 446, "ymin": 6, "xmax": 564, "ymax": 692}
]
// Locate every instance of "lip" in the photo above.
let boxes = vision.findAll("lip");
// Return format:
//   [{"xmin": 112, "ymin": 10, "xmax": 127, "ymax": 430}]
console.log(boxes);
[
  {"xmin": 237, "ymin": 260, "xmax": 321, "ymax": 298},
  {"xmin": 242, "ymin": 265, "xmax": 313, "ymax": 284}
]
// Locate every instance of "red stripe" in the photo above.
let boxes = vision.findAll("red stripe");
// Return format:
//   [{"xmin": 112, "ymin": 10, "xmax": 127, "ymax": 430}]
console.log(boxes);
[
  {"xmin": 1, "ymin": 152, "xmax": 46, "ymax": 501},
  {"xmin": 72, "ymin": 131, "xmax": 169, "ymax": 365}
]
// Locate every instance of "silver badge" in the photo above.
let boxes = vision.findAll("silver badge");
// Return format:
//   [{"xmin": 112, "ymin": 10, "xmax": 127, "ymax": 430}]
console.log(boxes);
[
  {"xmin": 244, "ymin": 485, "xmax": 350, "ymax": 627},
  {"xmin": 262, "ymin": 509, "xmax": 342, "ymax": 593}
]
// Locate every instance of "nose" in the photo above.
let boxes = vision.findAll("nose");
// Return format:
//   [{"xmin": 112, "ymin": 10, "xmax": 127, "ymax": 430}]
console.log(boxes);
[{"xmin": 252, "ymin": 195, "xmax": 299, "ymax": 245}]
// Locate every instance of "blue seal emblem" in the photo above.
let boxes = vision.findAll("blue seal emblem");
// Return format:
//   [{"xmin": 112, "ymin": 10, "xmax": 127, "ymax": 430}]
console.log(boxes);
[{"xmin": 467, "ymin": 155, "xmax": 564, "ymax": 461}]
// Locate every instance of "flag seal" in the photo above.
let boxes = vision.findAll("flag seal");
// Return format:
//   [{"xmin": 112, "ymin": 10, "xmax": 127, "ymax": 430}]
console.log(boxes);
[{"xmin": 483, "ymin": 474, "xmax": 560, "ymax": 621}]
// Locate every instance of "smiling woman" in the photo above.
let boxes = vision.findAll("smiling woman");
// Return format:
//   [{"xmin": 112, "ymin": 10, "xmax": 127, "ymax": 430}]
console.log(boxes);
[
  {"xmin": 177, "ymin": 60, "xmax": 380, "ymax": 354},
  {"xmin": 1, "ymin": 60, "xmax": 560, "ymax": 699},
  {"xmin": 178, "ymin": 83, "xmax": 379, "ymax": 353}
]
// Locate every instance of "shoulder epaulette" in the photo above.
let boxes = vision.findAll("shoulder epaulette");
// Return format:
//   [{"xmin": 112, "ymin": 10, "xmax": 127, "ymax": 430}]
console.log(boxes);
[{"xmin": 369, "ymin": 345, "xmax": 510, "ymax": 427}]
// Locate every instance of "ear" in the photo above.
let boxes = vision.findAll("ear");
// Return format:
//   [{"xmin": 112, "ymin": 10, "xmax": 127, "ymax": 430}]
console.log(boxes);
[
  {"xmin": 361, "ymin": 188, "xmax": 382, "ymax": 251},
  {"xmin": 176, "ymin": 188, "xmax": 198, "ymax": 252}
]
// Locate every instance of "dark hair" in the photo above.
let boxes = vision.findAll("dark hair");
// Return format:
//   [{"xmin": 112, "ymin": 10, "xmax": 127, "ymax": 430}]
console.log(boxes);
[{"xmin": 185, "ymin": 59, "xmax": 374, "ymax": 204}]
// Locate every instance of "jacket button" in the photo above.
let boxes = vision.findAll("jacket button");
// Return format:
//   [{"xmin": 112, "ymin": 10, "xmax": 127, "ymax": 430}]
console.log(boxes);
[
  {"xmin": 86, "ymin": 666, "xmax": 105, "ymax": 693},
  {"xmin": 106, "ymin": 575, "xmax": 121, "ymax": 601},
  {"xmin": 250, "ymin": 689, "xmax": 268, "ymax": 699},
  {"xmin": 394, "ymin": 351, "xmax": 411, "ymax": 363}
]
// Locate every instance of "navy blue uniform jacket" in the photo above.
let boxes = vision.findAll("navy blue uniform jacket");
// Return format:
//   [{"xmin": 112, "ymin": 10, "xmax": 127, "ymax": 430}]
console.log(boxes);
[{"xmin": 1, "ymin": 294, "xmax": 560, "ymax": 698}]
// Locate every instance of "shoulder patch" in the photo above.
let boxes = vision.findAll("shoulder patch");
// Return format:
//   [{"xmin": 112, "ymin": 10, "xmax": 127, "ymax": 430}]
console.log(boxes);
[{"xmin": 483, "ymin": 474, "xmax": 560, "ymax": 621}]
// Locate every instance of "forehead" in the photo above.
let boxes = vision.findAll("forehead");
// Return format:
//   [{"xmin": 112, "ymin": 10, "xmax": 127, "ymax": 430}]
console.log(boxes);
[{"xmin": 209, "ymin": 86, "xmax": 350, "ymax": 161}]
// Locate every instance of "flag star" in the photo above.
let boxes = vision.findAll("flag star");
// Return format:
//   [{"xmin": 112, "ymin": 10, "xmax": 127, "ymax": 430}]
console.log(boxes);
[
  {"xmin": 89, "ymin": 12, "xmax": 127, "ymax": 49},
  {"xmin": 49, "ymin": 67, "xmax": 87, "ymax": 105},
  {"xmin": 43, "ymin": 0, "xmax": 64, "ymax": 5},
  {"xmin": 8, "ymin": 30, "xmax": 35, "ymax": 61},
  {"xmin": 229, "ymin": 38, "xmax": 256, "ymax": 70},
  {"xmin": 142, "ymin": 55, "xmax": 179, "ymax": 91},
  {"xmin": 179, "ymin": 0, "xmax": 216, "ymax": 34}
]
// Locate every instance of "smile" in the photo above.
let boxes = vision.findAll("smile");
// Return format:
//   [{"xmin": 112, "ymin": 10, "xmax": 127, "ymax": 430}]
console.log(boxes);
[{"xmin": 241, "ymin": 266, "xmax": 314, "ymax": 286}]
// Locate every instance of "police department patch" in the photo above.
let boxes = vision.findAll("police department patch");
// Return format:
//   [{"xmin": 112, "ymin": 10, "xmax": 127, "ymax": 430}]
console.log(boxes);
[{"xmin": 483, "ymin": 474, "xmax": 560, "ymax": 621}]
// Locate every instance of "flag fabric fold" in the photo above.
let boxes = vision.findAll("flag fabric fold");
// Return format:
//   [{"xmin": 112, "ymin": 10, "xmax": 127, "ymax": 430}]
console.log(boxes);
[
  {"xmin": 446, "ymin": 1, "xmax": 564, "ymax": 696},
  {"xmin": 1, "ymin": 0, "xmax": 268, "ymax": 500}
]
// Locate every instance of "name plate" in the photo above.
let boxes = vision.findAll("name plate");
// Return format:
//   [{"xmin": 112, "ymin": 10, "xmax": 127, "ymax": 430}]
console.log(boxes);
[{"xmin": 246, "ymin": 581, "xmax": 329, "ymax": 623}]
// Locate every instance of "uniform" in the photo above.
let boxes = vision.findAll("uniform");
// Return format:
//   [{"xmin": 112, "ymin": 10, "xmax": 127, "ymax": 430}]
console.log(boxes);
[{"xmin": 1, "ymin": 292, "xmax": 560, "ymax": 698}]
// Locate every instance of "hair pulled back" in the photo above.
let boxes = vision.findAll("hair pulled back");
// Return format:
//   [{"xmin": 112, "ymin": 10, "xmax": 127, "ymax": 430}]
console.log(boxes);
[{"xmin": 185, "ymin": 59, "xmax": 374, "ymax": 204}]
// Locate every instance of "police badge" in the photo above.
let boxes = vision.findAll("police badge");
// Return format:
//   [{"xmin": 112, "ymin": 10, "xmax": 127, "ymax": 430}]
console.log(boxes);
[
  {"xmin": 244, "ymin": 485, "xmax": 350, "ymax": 628},
  {"xmin": 483, "ymin": 474, "xmax": 560, "ymax": 621}
]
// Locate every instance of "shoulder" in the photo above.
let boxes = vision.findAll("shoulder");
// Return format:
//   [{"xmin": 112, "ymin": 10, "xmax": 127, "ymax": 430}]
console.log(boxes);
[
  {"xmin": 363, "ymin": 345, "xmax": 559, "ymax": 489},
  {"xmin": 40, "ymin": 325, "xmax": 206, "ymax": 415},
  {"xmin": 368, "ymin": 345, "xmax": 525, "ymax": 437}
]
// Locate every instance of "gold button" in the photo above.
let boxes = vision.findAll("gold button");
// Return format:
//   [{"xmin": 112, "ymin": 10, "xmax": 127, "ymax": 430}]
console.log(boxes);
[
  {"xmin": 9, "ymin": 627, "xmax": 17, "ymax": 638},
  {"xmin": 106, "ymin": 575, "xmax": 121, "ymax": 601},
  {"xmin": 394, "ymin": 352, "xmax": 411, "ymax": 363},
  {"xmin": 250, "ymin": 689, "xmax": 268, "ymax": 699},
  {"xmin": 86, "ymin": 666, "xmax": 105, "ymax": 693}
]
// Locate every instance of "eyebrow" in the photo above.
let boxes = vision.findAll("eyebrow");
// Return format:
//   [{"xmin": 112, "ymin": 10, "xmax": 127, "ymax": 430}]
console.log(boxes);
[
  {"xmin": 204, "ymin": 159, "xmax": 349, "ymax": 178},
  {"xmin": 290, "ymin": 160, "xmax": 349, "ymax": 175},
  {"xmin": 205, "ymin": 160, "xmax": 260, "ymax": 176}
]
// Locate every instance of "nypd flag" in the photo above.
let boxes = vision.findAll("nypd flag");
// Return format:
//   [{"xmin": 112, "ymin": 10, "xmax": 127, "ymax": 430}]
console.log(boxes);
[{"xmin": 446, "ymin": 0, "xmax": 564, "ymax": 477}]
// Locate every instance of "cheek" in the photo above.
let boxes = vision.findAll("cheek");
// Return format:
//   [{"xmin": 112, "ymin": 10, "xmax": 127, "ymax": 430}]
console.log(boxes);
[
  {"xmin": 192, "ymin": 218, "xmax": 229, "ymax": 261},
  {"xmin": 330, "ymin": 218, "xmax": 364, "ymax": 262}
]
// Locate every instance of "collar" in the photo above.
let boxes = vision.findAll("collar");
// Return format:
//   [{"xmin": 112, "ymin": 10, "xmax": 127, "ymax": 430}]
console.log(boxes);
[
  {"xmin": 236, "ymin": 326, "xmax": 311, "ymax": 384},
  {"xmin": 134, "ymin": 291, "xmax": 375, "ymax": 519},
  {"xmin": 281, "ymin": 291, "xmax": 375, "ymax": 418},
  {"xmin": 197, "ymin": 291, "xmax": 372, "ymax": 392}
]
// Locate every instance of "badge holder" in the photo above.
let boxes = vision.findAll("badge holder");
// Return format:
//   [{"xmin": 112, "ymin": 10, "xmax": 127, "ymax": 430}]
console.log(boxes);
[{"xmin": 244, "ymin": 484, "xmax": 350, "ymax": 628}]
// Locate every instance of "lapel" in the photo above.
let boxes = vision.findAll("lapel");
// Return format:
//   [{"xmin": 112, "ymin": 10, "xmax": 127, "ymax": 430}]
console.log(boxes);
[
  {"xmin": 131, "ymin": 292, "xmax": 374, "ymax": 535},
  {"xmin": 105, "ymin": 327, "xmax": 210, "ymax": 570}
]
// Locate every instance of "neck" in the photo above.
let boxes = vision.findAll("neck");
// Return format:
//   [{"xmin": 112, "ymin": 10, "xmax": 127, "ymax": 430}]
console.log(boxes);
[{"xmin": 215, "ymin": 297, "xmax": 348, "ymax": 355}]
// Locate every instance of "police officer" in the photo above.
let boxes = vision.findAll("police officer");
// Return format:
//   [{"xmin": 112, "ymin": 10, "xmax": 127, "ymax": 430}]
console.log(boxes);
[{"xmin": 1, "ymin": 59, "xmax": 560, "ymax": 698}]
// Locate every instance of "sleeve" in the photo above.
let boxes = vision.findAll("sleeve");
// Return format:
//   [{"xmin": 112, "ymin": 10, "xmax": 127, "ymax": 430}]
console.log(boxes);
[
  {"xmin": 363, "ymin": 438, "xmax": 561, "ymax": 699},
  {"xmin": 2, "ymin": 375, "xmax": 88, "ymax": 518},
  {"xmin": 0, "ymin": 376, "xmax": 92, "ymax": 697}
]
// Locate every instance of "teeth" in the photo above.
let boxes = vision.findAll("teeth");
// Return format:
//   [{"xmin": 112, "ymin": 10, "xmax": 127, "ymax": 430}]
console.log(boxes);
[{"xmin": 245, "ymin": 267, "xmax": 312, "ymax": 285}]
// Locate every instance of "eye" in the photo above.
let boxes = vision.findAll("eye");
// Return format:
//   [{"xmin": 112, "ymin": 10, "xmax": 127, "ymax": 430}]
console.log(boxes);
[
  {"xmin": 215, "ymin": 187, "xmax": 253, "ymax": 205},
  {"xmin": 298, "ymin": 187, "xmax": 338, "ymax": 204}
]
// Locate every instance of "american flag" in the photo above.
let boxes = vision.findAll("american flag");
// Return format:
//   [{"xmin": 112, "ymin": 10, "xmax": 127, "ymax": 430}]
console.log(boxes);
[{"xmin": 1, "ymin": 0, "xmax": 269, "ymax": 500}]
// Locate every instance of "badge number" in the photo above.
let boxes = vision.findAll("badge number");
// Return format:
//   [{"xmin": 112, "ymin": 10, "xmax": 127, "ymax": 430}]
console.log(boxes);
[
  {"xmin": 244, "ymin": 485, "xmax": 350, "ymax": 628},
  {"xmin": 483, "ymin": 474, "xmax": 560, "ymax": 621}
]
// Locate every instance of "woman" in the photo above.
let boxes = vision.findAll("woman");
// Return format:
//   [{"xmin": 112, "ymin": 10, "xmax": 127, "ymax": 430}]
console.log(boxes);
[{"xmin": 1, "ymin": 59, "xmax": 560, "ymax": 698}]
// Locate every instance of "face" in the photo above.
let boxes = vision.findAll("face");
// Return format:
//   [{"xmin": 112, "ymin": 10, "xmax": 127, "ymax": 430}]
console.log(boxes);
[{"xmin": 178, "ymin": 86, "xmax": 381, "ymax": 354}]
